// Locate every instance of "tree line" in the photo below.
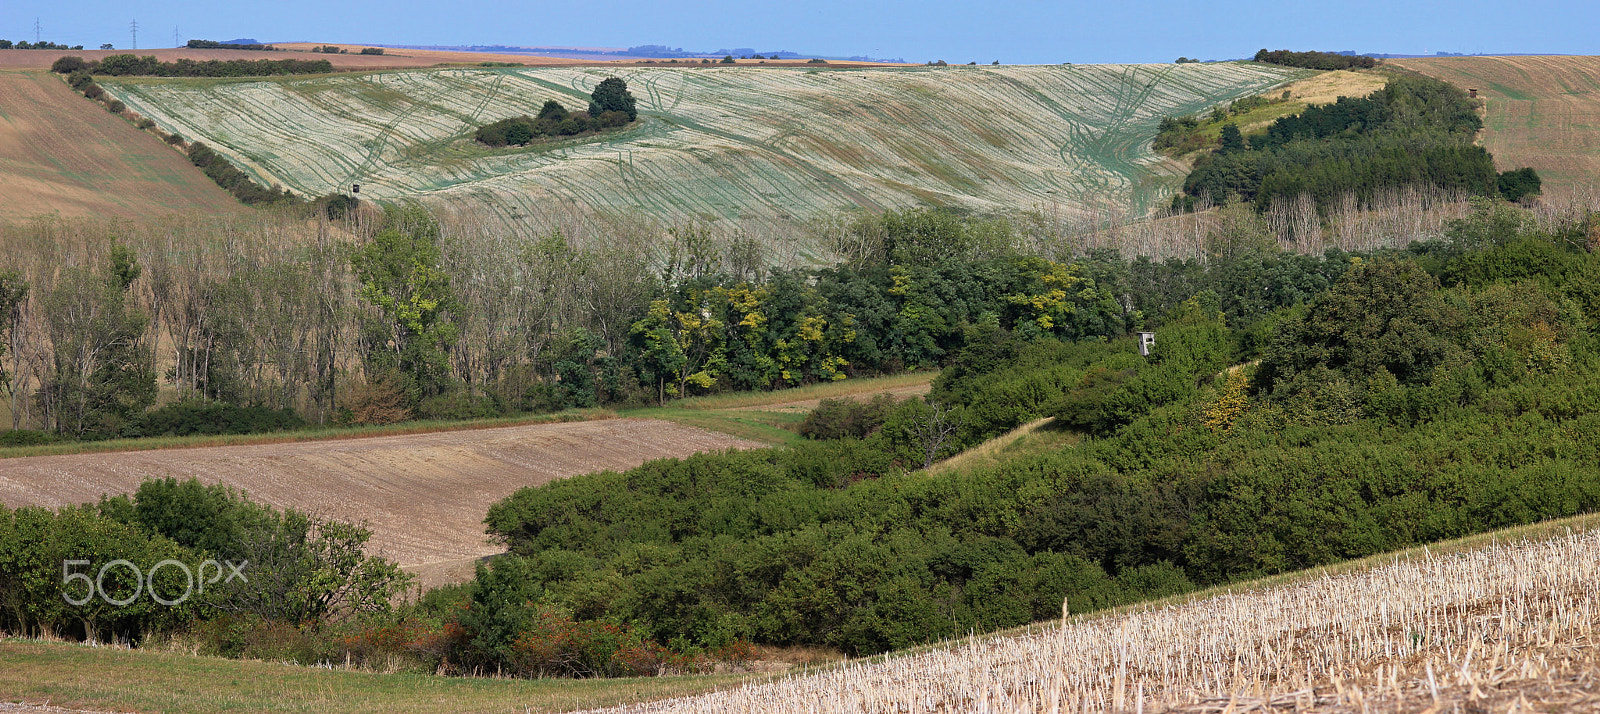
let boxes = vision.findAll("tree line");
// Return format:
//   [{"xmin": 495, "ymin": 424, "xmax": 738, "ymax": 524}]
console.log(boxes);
[
  {"xmin": 1252, "ymin": 49, "xmax": 1378, "ymax": 70},
  {"xmin": 50, "ymin": 53, "xmax": 333, "ymax": 77},
  {"xmin": 0, "ymin": 40, "xmax": 82, "ymax": 50},
  {"xmin": 185, "ymin": 40, "xmax": 276, "ymax": 51}
]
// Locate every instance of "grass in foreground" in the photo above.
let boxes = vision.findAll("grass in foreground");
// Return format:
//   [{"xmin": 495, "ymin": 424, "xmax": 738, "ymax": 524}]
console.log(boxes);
[{"xmin": 0, "ymin": 639, "xmax": 748, "ymax": 714}]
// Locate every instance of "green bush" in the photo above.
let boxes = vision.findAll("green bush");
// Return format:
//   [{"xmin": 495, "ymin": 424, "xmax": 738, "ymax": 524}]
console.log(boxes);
[
  {"xmin": 1498, "ymin": 167, "xmax": 1542, "ymax": 202},
  {"xmin": 51, "ymin": 56, "xmax": 87, "ymax": 73},
  {"xmin": 799, "ymin": 393, "xmax": 901, "ymax": 440},
  {"xmin": 124, "ymin": 400, "xmax": 304, "ymax": 438},
  {"xmin": 0, "ymin": 429, "xmax": 58, "ymax": 447}
]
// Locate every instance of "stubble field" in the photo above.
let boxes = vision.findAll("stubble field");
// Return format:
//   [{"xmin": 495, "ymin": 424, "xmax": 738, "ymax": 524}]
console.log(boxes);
[{"xmin": 102, "ymin": 62, "xmax": 1306, "ymax": 228}]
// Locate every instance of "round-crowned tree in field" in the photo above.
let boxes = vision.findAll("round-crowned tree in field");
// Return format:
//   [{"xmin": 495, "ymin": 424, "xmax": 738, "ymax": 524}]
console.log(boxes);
[{"xmin": 588, "ymin": 77, "xmax": 637, "ymax": 122}]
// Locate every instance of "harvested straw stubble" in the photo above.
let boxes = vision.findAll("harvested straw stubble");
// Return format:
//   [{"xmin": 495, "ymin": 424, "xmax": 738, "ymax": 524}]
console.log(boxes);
[
  {"xmin": 102, "ymin": 63, "xmax": 1305, "ymax": 229},
  {"xmin": 587, "ymin": 530, "xmax": 1600, "ymax": 713}
]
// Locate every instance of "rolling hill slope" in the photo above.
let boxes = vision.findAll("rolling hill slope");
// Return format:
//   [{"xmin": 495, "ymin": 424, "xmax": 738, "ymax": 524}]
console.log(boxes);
[
  {"xmin": 1393, "ymin": 55, "xmax": 1600, "ymax": 200},
  {"xmin": 104, "ymin": 63, "xmax": 1305, "ymax": 227},
  {"xmin": 0, "ymin": 70, "xmax": 242, "ymax": 222}
]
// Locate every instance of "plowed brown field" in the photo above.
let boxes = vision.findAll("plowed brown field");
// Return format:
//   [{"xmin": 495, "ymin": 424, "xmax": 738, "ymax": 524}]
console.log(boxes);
[
  {"xmin": 1393, "ymin": 55, "xmax": 1600, "ymax": 199},
  {"xmin": 0, "ymin": 70, "xmax": 241, "ymax": 221},
  {"xmin": 0, "ymin": 418, "xmax": 760, "ymax": 579}
]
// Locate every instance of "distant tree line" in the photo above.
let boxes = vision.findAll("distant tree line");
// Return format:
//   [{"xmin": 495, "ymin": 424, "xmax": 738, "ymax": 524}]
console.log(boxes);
[
  {"xmin": 185, "ymin": 40, "xmax": 276, "ymax": 51},
  {"xmin": 1173, "ymin": 75, "xmax": 1540, "ymax": 213},
  {"xmin": 0, "ymin": 40, "xmax": 82, "ymax": 50},
  {"xmin": 51, "ymin": 54, "xmax": 333, "ymax": 77},
  {"xmin": 475, "ymin": 78, "xmax": 637, "ymax": 148},
  {"xmin": 1252, "ymin": 49, "xmax": 1378, "ymax": 70}
]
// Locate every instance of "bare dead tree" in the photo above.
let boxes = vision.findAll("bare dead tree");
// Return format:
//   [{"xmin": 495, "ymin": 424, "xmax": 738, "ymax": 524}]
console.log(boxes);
[{"xmin": 905, "ymin": 400, "xmax": 964, "ymax": 469}]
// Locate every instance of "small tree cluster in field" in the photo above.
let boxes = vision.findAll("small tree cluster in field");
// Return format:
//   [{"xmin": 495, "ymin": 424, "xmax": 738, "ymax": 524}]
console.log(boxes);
[
  {"xmin": 359, "ymin": 47, "xmax": 384, "ymax": 55},
  {"xmin": 1175, "ymin": 56, "xmax": 1201, "ymax": 63},
  {"xmin": 311, "ymin": 45, "xmax": 347, "ymax": 54},
  {"xmin": 475, "ymin": 104, "xmax": 628, "ymax": 146},
  {"xmin": 475, "ymin": 79, "xmax": 636, "ymax": 148}
]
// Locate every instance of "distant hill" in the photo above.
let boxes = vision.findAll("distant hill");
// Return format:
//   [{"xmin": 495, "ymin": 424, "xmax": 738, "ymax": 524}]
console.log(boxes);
[{"xmin": 103, "ymin": 62, "xmax": 1305, "ymax": 228}]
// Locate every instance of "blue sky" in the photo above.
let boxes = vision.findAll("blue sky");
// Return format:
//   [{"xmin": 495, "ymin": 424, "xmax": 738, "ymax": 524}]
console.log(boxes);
[{"xmin": 2, "ymin": 0, "xmax": 1595, "ymax": 64}]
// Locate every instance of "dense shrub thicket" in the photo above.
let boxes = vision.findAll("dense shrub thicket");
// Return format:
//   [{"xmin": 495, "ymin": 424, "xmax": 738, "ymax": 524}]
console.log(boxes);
[
  {"xmin": 1252, "ymin": 49, "xmax": 1378, "ymax": 70},
  {"xmin": 122, "ymin": 400, "xmax": 305, "ymax": 438},
  {"xmin": 0, "ymin": 478, "xmax": 408, "ymax": 648},
  {"xmin": 478, "ymin": 208, "xmax": 1600, "ymax": 659}
]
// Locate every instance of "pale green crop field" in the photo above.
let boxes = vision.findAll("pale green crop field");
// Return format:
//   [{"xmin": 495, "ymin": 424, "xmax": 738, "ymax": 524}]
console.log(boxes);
[{"xmin": 105, "ymin": 63, "xmax": 1305, "ymax": 225}]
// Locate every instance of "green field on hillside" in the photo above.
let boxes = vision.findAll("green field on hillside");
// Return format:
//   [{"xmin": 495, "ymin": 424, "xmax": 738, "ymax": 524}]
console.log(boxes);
[{"xmin": 104, "ymin": 63, "xmax": 1305, "ymax": 227}]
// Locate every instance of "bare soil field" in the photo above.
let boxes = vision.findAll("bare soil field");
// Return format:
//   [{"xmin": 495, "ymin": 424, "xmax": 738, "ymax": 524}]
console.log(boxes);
[
  {"xmin": 0, "ymin": 418, "xmax": 760, "ymax": 576},
  {"xmin": 1393, "ymin": 55, "xmax": 1600, "ymax": 200},
  {"xmin": 0, "ymin": 70, "xmax": 241, "ymax": 221}
]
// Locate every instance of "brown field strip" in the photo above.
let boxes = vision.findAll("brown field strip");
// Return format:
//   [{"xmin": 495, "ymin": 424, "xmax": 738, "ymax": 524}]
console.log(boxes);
[
  {"xmin": 1393, "ymin": 55, "xmax": 1600, "ymax": 199},
  {"xmin": 0, "ymin": 70, "xmax": 242, "ymax": 221},
  {"xmin": 0, "ymin": 418, "xmax": 761, "ymax": 579}
]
